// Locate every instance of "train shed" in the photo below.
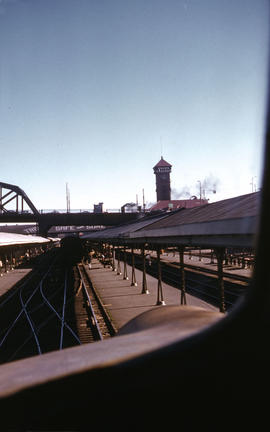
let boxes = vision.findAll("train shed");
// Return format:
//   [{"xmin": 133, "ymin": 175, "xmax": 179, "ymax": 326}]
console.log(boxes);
[
  {"xmin": 0, "ymin": 232, "xmax": 58, "ymax": 276},
  {"xmin": 82, "ymin": 192, "xmax": 259, "ymax": 313},
  {"xmin": 82, "ymin": 191, "xmax": 259, "ymax": 249},
  {"xmin": 0, "ymin": 191, "xmax": 265, "ymax": 430}
]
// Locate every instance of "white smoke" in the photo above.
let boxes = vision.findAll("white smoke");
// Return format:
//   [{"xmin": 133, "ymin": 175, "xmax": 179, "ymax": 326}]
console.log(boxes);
[
  {"xmin": 198, "ymin": 174, "xmax": 220, "ymax": 198},
  {"xmin": 171, "ymin": 186, "xmax": 191, "ymax": 199},
  {"xmin": 172, "ymin": 175, "xmax": 220, "ymax": 201}
]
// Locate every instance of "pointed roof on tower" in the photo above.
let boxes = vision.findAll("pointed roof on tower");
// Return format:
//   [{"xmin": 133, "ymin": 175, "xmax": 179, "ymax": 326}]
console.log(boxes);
[{"xmin": 153, "ymin": 156, "xmax": 172, "ymax": 169}]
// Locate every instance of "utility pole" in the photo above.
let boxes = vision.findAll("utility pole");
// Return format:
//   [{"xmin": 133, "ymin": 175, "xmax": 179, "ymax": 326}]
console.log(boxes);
[
  {"xmin": 0, "ymin": 186, "xmax": 2, "ymax": 214},
  {"xmin": 66, "ymin": 182, "xmax": 70, "ymax": 213},
  {"xmin": 250, "ymin": 176, "xmax": 257, "ymax": 192},
  {"xmin": 197, "ymin": 180, "xmax": 202, "ymax": 204},
  {"xmin": 197, "ymin": 180, "xmax": 216, "ymax": 203}
]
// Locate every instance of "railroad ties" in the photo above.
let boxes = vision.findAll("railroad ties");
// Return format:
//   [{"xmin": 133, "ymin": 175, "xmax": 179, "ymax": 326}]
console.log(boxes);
[
  {"xmin": 0, "ymin": 249, "xmax": 115, "ymax": 365},
  {"xmin": 0, "ymin": 244, "xmax": 251, "ymax": 365},
  {"xmin": 74, "ymin": 263, "xmax": 115, "ymax": 342}
]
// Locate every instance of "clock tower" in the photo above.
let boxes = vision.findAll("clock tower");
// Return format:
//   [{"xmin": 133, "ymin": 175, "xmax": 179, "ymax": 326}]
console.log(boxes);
[{"xmin": 153, "ymin": 157, "xmax": 172, "ymax": 201}]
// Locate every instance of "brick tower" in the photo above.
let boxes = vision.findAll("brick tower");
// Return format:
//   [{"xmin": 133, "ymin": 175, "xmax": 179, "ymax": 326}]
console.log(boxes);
[{"xmin": 153, "ymin": 157, "xmax": 172, "ymax": 201}]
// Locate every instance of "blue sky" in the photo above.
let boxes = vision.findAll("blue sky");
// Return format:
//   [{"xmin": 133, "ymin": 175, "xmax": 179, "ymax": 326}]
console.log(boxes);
[{"xmin": 0, "ymin": 0, "xmax": 269, "ymax": 211}]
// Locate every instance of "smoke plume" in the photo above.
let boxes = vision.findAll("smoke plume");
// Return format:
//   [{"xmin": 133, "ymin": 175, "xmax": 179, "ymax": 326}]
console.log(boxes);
[
  {"xmin": 172, "ymin": 175, "xmax": 220, "ymax": 201},
  {"xmin": 199, "ymin": 174, "xmax": 220, "ymax": 197},
  {"xmin": 171, "ymin": 186, "xmax": 191, "ymax": 199}
]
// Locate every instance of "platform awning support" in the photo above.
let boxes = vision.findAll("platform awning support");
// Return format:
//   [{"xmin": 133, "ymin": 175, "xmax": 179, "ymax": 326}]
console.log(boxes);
[
  {"xmin": 116, "ymin": 246, "xmax": 122, "ymax": 275},
  {"xmin": 141, "ymin": 245, "xmax": 149, "ymax": 294},
  {"xmin": 123, "ymin": 246, "xmax": 128, "ymax": 280},
  {"xmin": 130, "ymin": 248, "xmax": 137, "ymax": 286},
  {"xmin": 215, "ymin": 247, "xmax": 226, "ymax": 313},
  {"xmin": 156, "ymin": 246, "xmax": 165, "ymax": 305},
  {"xmin": 178, "ymin": 246, "xmax": 187, "ymax": 305},
  {"xmin": 111, "ymin": 246, "xmax": 116, "ymax": 272}
]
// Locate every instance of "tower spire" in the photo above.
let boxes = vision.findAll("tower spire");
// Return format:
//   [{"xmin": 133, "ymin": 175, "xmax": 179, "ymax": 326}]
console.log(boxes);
[{"xmin": 160, "ymin": 136, "xmax": 163, "ymax": 159}]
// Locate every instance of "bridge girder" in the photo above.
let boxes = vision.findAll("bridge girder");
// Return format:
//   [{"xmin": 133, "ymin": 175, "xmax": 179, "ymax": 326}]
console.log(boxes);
[
  {"xmin": 0, "ymin": 181, "xmax": 141, "ymax": 236},
  {"xmin": 0, "ymin": 210, "xmax": 140, "ymax": 236},
  {"xmin": 0, "ymin": 181, "xmax": 39, "ymax": 215},
  {"xmin": 37, "ymin": 212, "xmax": 140, "ymax": 236}
]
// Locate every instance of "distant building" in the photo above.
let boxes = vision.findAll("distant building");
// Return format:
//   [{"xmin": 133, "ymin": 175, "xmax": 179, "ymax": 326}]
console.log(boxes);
[
  {"xmin": 93, "ymin": 202, "xmax": 103, "ymax": 213},
  {"xmin": 149, "ymin": 197, "xmax": 207, "ymax": 212},
  {"xmin": 121, "ymin": 202, "xmax": 141, "ymax": 213},
  {"xmin": 151, "ymin": 157, "xmax": 207, "ymax": 212}
]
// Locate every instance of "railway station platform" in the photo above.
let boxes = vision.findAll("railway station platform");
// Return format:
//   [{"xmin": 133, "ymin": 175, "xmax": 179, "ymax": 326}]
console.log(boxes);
[
  {"xmin": 85, "ymin": 258, "xmax": 218, "ymax": 332},
  {"xmin": 0, "ymin": 268, "xmax": 32, "ymax": 299},
  {"xmin": 158, "ymin": 250, "xmax": 252, "ymax": 279}
]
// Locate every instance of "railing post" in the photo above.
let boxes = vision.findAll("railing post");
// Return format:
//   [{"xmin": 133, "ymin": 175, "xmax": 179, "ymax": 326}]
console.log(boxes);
[
  {"xmin": 178, "ymin": 246, "xmax": 187, "ymax": 305},
  {"xmin": 123, "ymin": 246, "xmax": 128, "ymax": 280},
  {"xmin": 156, "ymin": 247, "xmax": 165, "ymax": 305},
  {"xmin": 215, "ymin": 247, "xmax": 226, "ymax": 313},
  {"xmin": 141, "ymin": 245, "xmax": 149, "ymax": 294},
  {"xmin": 131, "ymin": 247, "xmax": 137, "ymax": 286}
]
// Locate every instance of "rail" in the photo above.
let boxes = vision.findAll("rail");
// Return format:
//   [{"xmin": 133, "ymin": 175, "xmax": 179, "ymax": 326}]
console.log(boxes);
[
  {"xmin": 77, "ymin": 264, "xmax": 103, "ymax": 340},
  {"xmin": 115, "ymin": 249, "xmax": 247, "ymax": 310},
  {"xmin": 0, "ymin": 251, "xmax": 83, "ymax": 364},
  {"xmin": 0, "ymin": 258, "xmax": 57, "ymax": 358},
  {"xmin": 128, "ymin": 249, "xmax": 251, "ymax": 283},
  {"xmin": 39, "ymin": 274, "xmax": 81, "ymax": 347},
  {"xmin": 19, "ymin": 285, "xmax": 42, "ymax": 355},
  {"xmin": 159, "ymin": 263, "xmax": 242, "ymax": 309}
]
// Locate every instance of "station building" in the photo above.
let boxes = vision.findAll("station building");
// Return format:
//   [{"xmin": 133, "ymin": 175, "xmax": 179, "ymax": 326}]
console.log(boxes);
[{"xmin": 150, "ymin": 157, "xmax": 207, "ymax": 211}]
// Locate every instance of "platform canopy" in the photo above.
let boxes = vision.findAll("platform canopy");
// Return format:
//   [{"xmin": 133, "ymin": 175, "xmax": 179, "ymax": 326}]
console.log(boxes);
[
  {"xmin": 0, "ymin": 232, "xmax": 50, "ymax": 248},
  {"xmin": 82, "ymin": 192, "xmax": 260, "ymax": 249}
]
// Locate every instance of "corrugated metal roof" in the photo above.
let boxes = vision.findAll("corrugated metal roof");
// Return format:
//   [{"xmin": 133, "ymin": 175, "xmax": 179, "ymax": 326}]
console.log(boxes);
[
  {"xmin": 138, "ymin": 192, "xmax": 260, "ymax": 231},
  {"xmin": 81, "ymin": 213, "xmax": 170, "ymax": 240},
  {"xmin": 82, "ymin": 193, "xmax": 260, "ymax": 248},
  {"xmin": 150, "ymin": 198, "xmax": 207, "ymax": 211}
]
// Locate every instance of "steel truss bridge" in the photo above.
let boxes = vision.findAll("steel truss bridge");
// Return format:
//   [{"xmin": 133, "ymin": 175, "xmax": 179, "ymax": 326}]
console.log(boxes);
[{"xmin": 0, "ymin": 182, "xmax": 139, "ymax": 236}]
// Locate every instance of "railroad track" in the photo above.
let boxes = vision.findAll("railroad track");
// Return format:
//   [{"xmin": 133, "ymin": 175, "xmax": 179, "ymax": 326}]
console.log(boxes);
[
  {"xmin": 165, "ymin": 259, "xmax": 250, "ymax": 284},
  {"xmin": 0, "ymin": 251, "xmax": 115, "ymax": 365},
  {"xmin": 159, "ymin": 262, "xmax": 245, "ymax": 309},
  {"xmin": 0, "ymin": 251, "xmax": 79, "ymax": 363},
  {"xmin": 119, "ymin": 251, "xmax": 249, "ymax": 310},
  {"xmin": 140, "ymin": 250, "xmax": 251, "ymax": 284},
  {"xmin": 75, "ymin": 263, "xmax": 116, "ymax": 341}
]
